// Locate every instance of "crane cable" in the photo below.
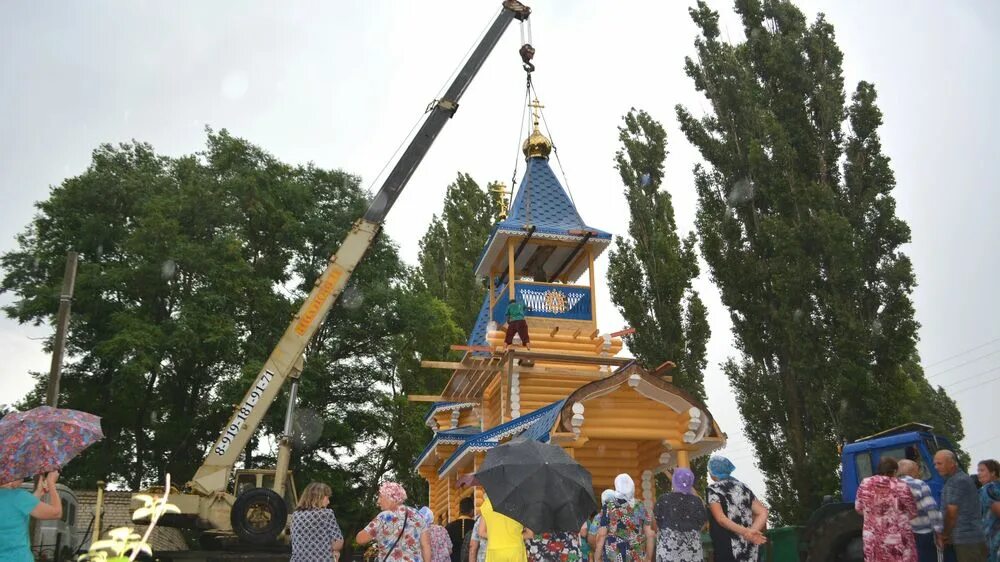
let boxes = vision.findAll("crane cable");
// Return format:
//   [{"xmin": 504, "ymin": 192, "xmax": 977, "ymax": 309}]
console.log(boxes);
[
  {"xmin": 363, "ymin": 6, "xmax": 502, "ymax": 197},
  {"xmin": 527, "ymin": 78, "xmax": 577, "ymax": 207}
]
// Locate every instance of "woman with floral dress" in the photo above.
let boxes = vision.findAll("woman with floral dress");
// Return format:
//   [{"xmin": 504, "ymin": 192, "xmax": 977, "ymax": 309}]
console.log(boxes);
[
  {"xmin": 595, "ymin": 474, "xmax": 654, "ymax": 562},
  {"xmin": 524, "ymin": 529, "xmax": 584, "ymax": 562},
  {"xmin": 707, "ymin": 456, "xmax": 769, "ymax": 562},
  {"xmin": 855, "ymin": 457, "xmax": 918, "ymax": 562},
  {"xmin": 586, "ymin": 490, "xmax": 615, "ymax": 561},
  {"xmin": 420, "ymin": 507, "xmax": 453, "ymax": 562},
  {"xmin": 357, "ymin": 482, "xmax": 432, "ymax": 562},
  {"xmin": 978, "ymin": 460, "xmax": 1000, "ymax": 562},
  {"xmin": 653, "ymin": 468, "xmax": 706, "ymax": 562},
  {"xmin": 469, "ymin": 517, "xmax": 489, "ymax": 562}
]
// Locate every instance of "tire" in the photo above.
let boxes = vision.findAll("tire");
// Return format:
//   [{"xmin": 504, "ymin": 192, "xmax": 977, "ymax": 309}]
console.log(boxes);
[
  {"xmin": 805, "ymin": 508, "xmax": 864, "ymax": 562},
  {"xmin": 230, "ymin": 488, "xmax": 288, "ymax": 545}
]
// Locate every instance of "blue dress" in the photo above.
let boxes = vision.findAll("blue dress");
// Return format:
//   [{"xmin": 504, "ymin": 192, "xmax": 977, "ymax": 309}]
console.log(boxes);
[
  {"xmin": 981, "ymin": 481, "xmax": 1000, "ymax": 562},
  {"xmin": 0, "ymin": 488, "xmax": 40, "ymax": 562}
]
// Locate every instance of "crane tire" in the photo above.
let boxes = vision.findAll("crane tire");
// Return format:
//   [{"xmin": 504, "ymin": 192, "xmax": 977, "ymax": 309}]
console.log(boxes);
[
  {"xmin": 231, "ymin": 488, "xmax": 287, "ymax": 545},
  {"xmin": 805, "ymin": 508, "xmax": 863, "ymax": 562}
]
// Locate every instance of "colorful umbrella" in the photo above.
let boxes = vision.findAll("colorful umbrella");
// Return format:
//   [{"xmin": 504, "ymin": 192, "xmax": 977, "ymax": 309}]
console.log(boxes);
[{"xmin": 0, "ymin": 406, "xmax": 103, "ymax": 483}]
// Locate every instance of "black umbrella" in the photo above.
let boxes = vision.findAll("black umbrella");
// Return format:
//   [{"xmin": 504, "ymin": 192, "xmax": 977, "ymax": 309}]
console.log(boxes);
[{"xmin": 476, "ymin": 438, "xmax": 598, "ymax": 533}]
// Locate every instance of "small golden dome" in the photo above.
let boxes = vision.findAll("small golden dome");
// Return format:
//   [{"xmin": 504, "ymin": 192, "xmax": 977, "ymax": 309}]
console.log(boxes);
[{"xmin": 522, "ymin": 98, "xmax": 552, "ymax": 159}]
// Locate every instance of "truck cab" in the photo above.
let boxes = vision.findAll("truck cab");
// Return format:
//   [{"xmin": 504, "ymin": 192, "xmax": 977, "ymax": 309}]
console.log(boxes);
[{"xmin": 840, "ymin": 422, "xmax": 953, "ymax": 503}]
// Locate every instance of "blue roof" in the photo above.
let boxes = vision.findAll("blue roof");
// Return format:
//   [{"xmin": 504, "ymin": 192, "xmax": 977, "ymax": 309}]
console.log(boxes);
[
  {"xmin": 414, "ymin": 426, "xmax": 482, "ymax": 468},
  {"xmin": 474, "ymin": 158, "xmax": 611, "ymax": 274},
  {"xmin": 437, "ymin": 399, "xmax": 566, "ymax": 476},
  {"xmin": 500, "ymin": 158, "xmax": 611, "ymax": 240},
  {"xmin": 465, "ymin": 289, "xmax": 504, "ymax": 356}
]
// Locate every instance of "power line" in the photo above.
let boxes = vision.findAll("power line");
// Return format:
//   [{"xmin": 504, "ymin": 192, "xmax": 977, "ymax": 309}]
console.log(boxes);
[
  {"xmin": 965, "ymin": 434, "xmax": 1000, "ymax": 450},
  {"xmin": 942, "ymin": 364, "xmax": 1000, "ymax": 389},
  {"xmin": 950, "ymin": 373, "xmax": 1000, "ymax": 395},
  {"xmin": 927, "ymin": 348, "xmax": 1000, "ymax": 379},
  {"xmin": 923, "ymin": 336, "xmax": 1000, "ymax": 369}
]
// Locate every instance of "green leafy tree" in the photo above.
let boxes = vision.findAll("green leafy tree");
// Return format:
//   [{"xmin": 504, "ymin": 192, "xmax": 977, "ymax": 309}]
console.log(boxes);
[
  {"xmin": 607, "ymin": 109, "xmax": 710, "ymax": 400},
  {"xmin": 675, "ymin": 0, "xmax": 964, "ymax": 522},
  {"xmin": 418, "ymin": 173, "xmax": 499, "ymax": 334},
  {"xmin": 0, "ymin": 130, "xmax": 435, "ymax": 504}
]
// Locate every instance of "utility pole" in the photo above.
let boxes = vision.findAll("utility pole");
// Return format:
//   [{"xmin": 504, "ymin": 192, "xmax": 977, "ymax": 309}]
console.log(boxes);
[
  {"xmin": 46, "ymin": 251, "xmax": 78, "ymax": 407},
  {"xmin": 33, "ymin": 252, "xmax": 77, "ymax": 560}
]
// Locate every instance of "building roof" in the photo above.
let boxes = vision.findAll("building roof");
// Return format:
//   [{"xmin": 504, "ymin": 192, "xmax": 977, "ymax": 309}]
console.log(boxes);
[
  {"xmin": 464, "ymin": 292, "xmax": 495, "ymax": 355},
  {"xmin": 474, "ymin": 157, "xmax": 612, "ymax": 281},
  {"xmin": 437, "ymin": 399, "xmax": 565, "ymax": 477},
  {"xmin": 414, "ymin": 426, "xmax": 482, "ymax": 468},
  {"xmin": 423, "ymin": 401, "xmax": 479, "ymax": 427}
]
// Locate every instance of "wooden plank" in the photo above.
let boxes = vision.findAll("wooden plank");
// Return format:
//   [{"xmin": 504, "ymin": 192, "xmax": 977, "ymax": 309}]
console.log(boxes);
[
  {"xmin": 511, "ymin": 350, "xmax": 635, "ymax": 367},
  {"xmin": 653, "ymin": 360, "xmax": 676, "ymax": 376},
  {"xmin": 588, "ymin": 247, "xmax": 596, "ymax": 324},
  {"xmin": 424, "ymin": 362, "xmax": 610, "ymax": 378},
  {"xmin": 507, "ymin": 238, "xmax": 516, "ymax": 301},
  {"xmin": 450, "ymin": 345, "xmax": 494, "ymax": 353},
  {"xmin": 421, "ymin": 361, "xmax": 476, "ymax": 370},
  {"xmin": 609, "ymin": 327, "xmax": 636, "ymax": 338},
  {"xmin": 407, "ymin": 394, "xmax": 446, "ymax": 402}
]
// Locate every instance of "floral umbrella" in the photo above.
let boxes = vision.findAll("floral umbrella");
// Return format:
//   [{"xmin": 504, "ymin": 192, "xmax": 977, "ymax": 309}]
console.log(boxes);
[{"xmin": 0, "ymin": 406, "xmax": 103, "ymax": 483}]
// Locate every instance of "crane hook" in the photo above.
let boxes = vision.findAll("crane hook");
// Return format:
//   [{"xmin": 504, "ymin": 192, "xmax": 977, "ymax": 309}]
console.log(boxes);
[{"xmin": 520, "ymin": 43, "xmax": 535, "ymax": 73}]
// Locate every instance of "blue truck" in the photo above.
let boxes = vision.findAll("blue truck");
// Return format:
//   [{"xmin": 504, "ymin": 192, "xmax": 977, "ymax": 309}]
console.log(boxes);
[{"xmin": 797, "ymin": 423, "xmax": 957, "ymax": 561}]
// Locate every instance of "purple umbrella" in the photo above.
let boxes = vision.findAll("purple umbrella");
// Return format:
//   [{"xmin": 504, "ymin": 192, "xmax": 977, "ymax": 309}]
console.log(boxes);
[{"xmin": 0, "ymin": 406, "xmax": 103, "ymax": 483}]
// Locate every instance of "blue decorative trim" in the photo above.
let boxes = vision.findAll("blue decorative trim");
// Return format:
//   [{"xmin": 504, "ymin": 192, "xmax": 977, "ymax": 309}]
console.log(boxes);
[
  {"xmin": 493, "ymin": 283, "xmax": 592, "ymax": 324},
  {"xmin": 423, "ymin": 402, "xmax": 479, "ymax": 426},
  {"xmin": 436, "ymin": 399, "xmax": 565, "ymax": 476},
  {"xmin": 413, "ymin": 426, "xmax": 482, "ymax": 468}
]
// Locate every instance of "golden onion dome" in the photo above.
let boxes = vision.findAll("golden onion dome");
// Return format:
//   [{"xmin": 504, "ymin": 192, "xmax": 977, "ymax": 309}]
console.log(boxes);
[{"xmin": 522, "ymin": 98, "xmax": 552, "ymax": 159}]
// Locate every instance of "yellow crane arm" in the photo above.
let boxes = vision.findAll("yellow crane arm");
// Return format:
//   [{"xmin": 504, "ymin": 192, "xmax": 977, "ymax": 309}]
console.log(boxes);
[{"xmin": 189, "ymin": 219, "xmax": 379, "ymax": 495}]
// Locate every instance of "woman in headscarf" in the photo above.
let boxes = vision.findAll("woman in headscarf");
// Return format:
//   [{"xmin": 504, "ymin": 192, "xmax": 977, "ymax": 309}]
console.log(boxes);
[
  {"xmin": 419, "ymin": 507, "xmax": 453, "ymax": 562},
  {"xmin": 595, "ymin": 474, "xmax": 654, "ymax": 562},
  {"xmin": 978, "ymin": 459, "xmax": 1000, "ymax": 562},
  {"xmin": 357, "ymin": 482, "xmax": 432, "ymax": 562},
  {"xmin": 291, "ymin": 482, "xmax": 344, "ymax": 562},
  {"xmin": 855, "ymin": 457, "xmax": 918, "ymax": 562},
  {"xmin": 706, "ymin": 456, "xmax": 769, "ymax": 562},
  {"xmin": 478, "ymin": 493, "xmax": 528, "ymax": 562},
  {"xmin": 585, "ymin": 490, "xmax": 616, "ymax": 561},
  {"xmin": 653, "ymin": 468, "xmax": 706, "ymax": 562}
]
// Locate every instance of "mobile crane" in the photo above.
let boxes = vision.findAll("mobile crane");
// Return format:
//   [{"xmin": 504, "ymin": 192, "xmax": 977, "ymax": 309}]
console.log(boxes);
[{"xmin": 144, "ymin": 1, "xmax": 535, "ymax": 546}]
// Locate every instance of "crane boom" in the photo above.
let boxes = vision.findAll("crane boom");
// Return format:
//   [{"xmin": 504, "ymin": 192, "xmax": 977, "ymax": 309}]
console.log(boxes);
[{"xmin": 190, "ymin": 0, "xmax": 532, "ymax": 496}]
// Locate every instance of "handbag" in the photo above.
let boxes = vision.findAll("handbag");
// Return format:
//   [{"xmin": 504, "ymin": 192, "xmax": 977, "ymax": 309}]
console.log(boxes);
[{"xmin": 381, "ymin": 509, "xmax": 410, "ymax": 562}]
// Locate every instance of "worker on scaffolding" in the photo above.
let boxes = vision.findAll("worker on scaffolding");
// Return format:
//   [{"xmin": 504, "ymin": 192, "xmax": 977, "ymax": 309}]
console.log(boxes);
[{"xmin": 504, "ymin": 299, "xmax": 532, "ymax": 352}]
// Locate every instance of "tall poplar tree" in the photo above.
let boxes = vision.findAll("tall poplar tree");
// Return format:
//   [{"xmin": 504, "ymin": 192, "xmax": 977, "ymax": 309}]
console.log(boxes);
[
  {"xmin": 607, "ymin": 109, "xmax": 710, "ymax": 400},
  {"xmin": 675, "ymin": 0, "xmax": 964, "ymax": 522},
  {"xmin": 418, "ymin": 173, "xmax": 499, "ymax": 334}
]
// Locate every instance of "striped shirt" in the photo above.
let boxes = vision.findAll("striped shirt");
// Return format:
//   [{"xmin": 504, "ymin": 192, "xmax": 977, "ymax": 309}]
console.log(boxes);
[{"xmin": 900, "ymin": 475, "xmax": 943, "ymax": 534}]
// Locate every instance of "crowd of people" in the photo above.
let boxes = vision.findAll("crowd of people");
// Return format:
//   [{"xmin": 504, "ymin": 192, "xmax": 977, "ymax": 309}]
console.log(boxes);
[
  {"xmin": 854, "ymin": 451, "xmax": 999, "ymax": 562},
  {"xmin": 289, "ymin": 456, "xmax": 776, "ymax": 562}
]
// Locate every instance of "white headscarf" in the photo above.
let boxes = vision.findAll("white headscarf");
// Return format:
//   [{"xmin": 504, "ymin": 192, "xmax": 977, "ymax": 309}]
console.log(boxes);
[
  {"xmin": 613, "ymin": 473, "xmax": 635, "ymax": 501},
  {"xmin": 600, "ymin": 489, "xmax": 616, "ymax": 505}
]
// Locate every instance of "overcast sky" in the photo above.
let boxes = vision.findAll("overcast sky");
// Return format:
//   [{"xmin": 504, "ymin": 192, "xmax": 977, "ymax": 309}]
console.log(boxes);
[{"xmin": 2, "ymin": 1, "xmax": 998, "ymax": 497}]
